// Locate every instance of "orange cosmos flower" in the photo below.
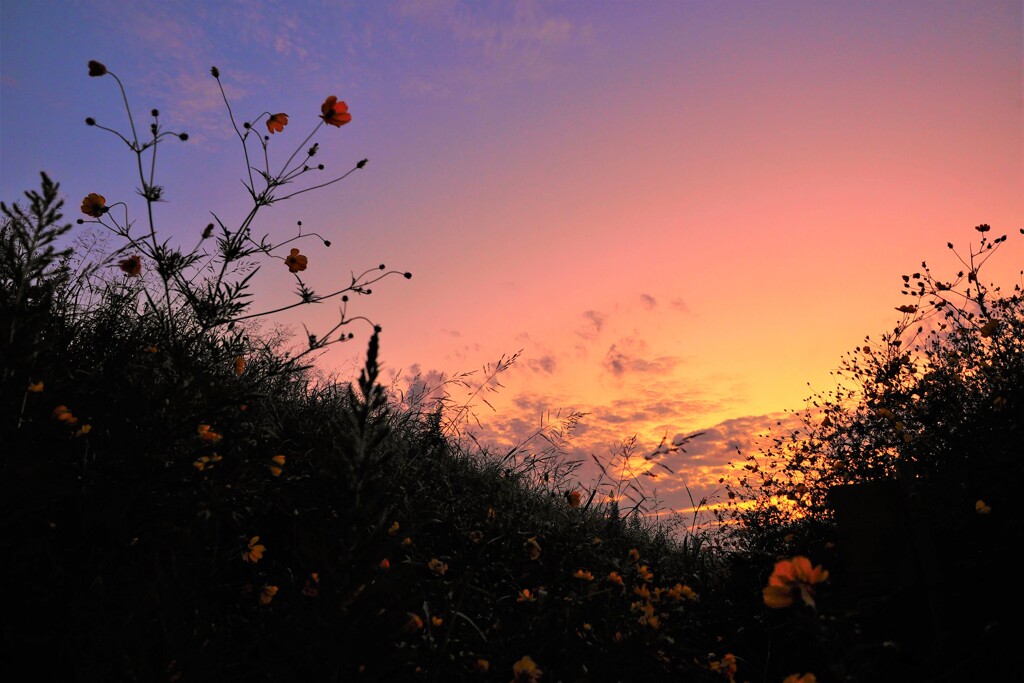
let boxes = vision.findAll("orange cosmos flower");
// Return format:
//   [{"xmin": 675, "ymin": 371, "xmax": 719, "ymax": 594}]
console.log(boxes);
[
  {"xmin": 512, "ymin": 655, "xmax": 542, "ymax": 682},
  {"xmin": 197, "ymin": 424, "xmax": 222, "ymax": 444},
  {"xmin": 242, "ymin": 536, "xmax": 266, "ymax": 563},
  {"xmin": 403, "ymin": 612, "xmax": 424, "ymax": 633},
  {"xmin": 269, "ymin": 454, "xmax": 285, "ymax": 477},
  {"xmin": 427, "ymin": 558, "xmax": 448, "ymax": 575},
  {"xmin": 266, "ymin": 113, "xmax": 288, "ymax": 134},
  {"xmin": 628, "ymin": 548, "xmax": 640, "ymax": 563},
  {"xmin": 573, "ymin": 569, "xmax": 594, "ymax": 582},
  {"xmin": 259, "ymin": 585, "xmax": 278, "ymax": 605},
  {"xmin": 81, "ymin": 193, "xmax": 107, "ymax": 217},
  {"xmin": 783, "ymin": 675, "xmax": 817, "ymax": 683},
  {"xmin": 976, "ymin": 499, "xmax": 992, "ymax": 515},
  {"xmin": 431, "ymin": 616, "xmax": 443, "ymax": 627},
  {"xmin": 119, "ymin": 255, "xmax": 142, "ymax": 277},
  {"xmin": 566, "ymin": 490, "xmax": 582, "ymax": 508},
  {"xmin": 53, "ymin": 405, "xmax": 78, "ymax": 425},
  {"xmin": 388, "ymin": 521, "xmax": 400, "ymax": 535},
  {"xmin": 320, "ymin": 96, "xmax": 352, "ymax": 127},
  {"xmin": 285, "ymin": 248, "xmax": 308, "ymax": 273},
  {"xmin": 516, "ymin": 588, "xmax": 536, "ymax": 602},
  {"xmin": 523, "ymin": 536, "xmax": 541, "ymax": 560},
  {"xmin": 763, "ymin": 555, "xmax": 829, "ymax": 609},
  {"xmin": 27, "ymin": 380, "xmax": 44, "ymax": 392},
  {"xmin": 607, "ymin": 571, "xmax": 624, "ymax": 587},
  {"xmin": 710, "ymin": 653, "xmax": 737, "ymax": 679},
  {"xmin": 474, "ymin": 659, "xmax": 489, "ymax": 673}
]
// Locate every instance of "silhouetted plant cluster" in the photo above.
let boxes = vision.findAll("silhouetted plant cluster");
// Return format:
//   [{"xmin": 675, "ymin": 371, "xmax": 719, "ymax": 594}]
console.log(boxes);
[{"xmin": 3, "ymin": 60, "xmax": 1021, "ymax": 683}]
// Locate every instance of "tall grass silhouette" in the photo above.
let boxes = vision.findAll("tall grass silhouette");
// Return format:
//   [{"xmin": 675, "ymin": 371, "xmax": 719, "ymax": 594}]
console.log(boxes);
[{"xmin": 2, "ymin": 61, "xmax": 1020, "ymax": 682}]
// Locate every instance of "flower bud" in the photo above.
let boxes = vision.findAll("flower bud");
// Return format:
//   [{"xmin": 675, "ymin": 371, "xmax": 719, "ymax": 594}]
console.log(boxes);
[
  {"xmin": 210, "ymin": 66, "xmax": 220, "ymax": 78},
  {"xmin": 85, "ymin": 117, "xmax": 96, "ymax": 126},
  {"xmin": 88, "ymin": 60, "xmax": 107, "ymax": 77}
]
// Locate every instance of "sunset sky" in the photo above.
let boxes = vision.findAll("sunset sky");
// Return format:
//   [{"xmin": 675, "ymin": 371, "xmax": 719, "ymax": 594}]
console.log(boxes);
[{"xmin": 3, "ymin": 0, "xmax": 1022, "ymax": 521}]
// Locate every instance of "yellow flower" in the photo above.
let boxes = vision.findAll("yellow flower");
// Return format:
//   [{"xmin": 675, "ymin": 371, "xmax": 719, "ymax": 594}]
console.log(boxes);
[
  {"xmin": 197, "ymin": 424, "xmax": 222, "ymax": 443},
  {"xmin": 427, "ymin": 558, "xmax": 448, "ymax": 575},
  {"xmin": 27, "ymin": 381, "xmax": 44, "ymax": 392},
  {"xmin": 512, "ymin": 655, "xmax": 542, "ymax": 682},
  {"xmin": 259, "ymin": 585, "xmax": 278, "ymax": 605},
  {"xmin": 763, "ymin": 556, "xmax": 829, "ymax": 609},
  {"xmin": 573, "ymin": 569, "xmax": 594, "ymax": 581},
  {"xmin": 80, "ymin": 193, "xmax": 107, "ymax": 217},
  {"xmin": 523, "ymin": 536, "xmax": 541, "ymax": 560},
  {"xmin": 242, "ymin": 535, "xmax": 266, "ymax": 563},
  {"xmin": 783, "ymin": 675, "xmax": 817, "ymax": 683},
  {"xmin": 976, "ymin": 499, "xmax": 992, "ymax": 515}
]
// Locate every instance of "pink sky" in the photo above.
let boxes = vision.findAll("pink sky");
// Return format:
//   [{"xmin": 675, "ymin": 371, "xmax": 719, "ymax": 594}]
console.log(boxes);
[{"xmin": 3, "ymin": 0, "xmax": 1021, "ymax": 523}]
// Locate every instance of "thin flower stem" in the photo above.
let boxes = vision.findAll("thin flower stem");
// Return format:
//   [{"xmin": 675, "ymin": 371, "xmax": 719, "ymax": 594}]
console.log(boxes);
[
  {"xmin": 275, "ymin": 164, "xmax": 362, "ymax": 202},
  {"xmin": 214, "ymin": 74, "xmax": 256, "ymax": 193},
  {"xmin": 279, "ymin": 121, "xmax": 324, "ymax": 179}
]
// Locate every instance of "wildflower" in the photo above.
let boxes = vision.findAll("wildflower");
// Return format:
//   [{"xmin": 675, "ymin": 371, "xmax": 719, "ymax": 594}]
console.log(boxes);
[
  {"xmin": 87, "ymin": 60, "xmax": 107, "ymax": 77},
  {"xmin": 403, "ymin": 612, "xmax": 424, "ymax": 633},
  {"xmin": 566, "ymin": 490, "xmax": 582, "ymax": 508},
  {"xmin": 379, "ymin": 558, "xmax": 390, "ymax": 570},
  {"xmin": 197, "ymin": 424, "xmax": 222, "ymax": 444},
  {"xmin": 81, "ymin": 193, "xmax": 107, "ymax": 217},
  {"xmin": 234, "ymin": 356, "xmax": 245, "ymax": 375},
  {"xmin": 145, "ymin": 345, "xmax": 158, "ymax": 353},
  {"xmin": 401, "ymin": 536, "xmax": 413, "ymax": 547},
  {"xmin": 517, "ymin": 588, "xmax": 536, "ymax": 602},
  {"xmin": 427, "ymin": 558, "xmax": 448, "ymax": 575},
  {"xmin": 242, "ymin": 535, "xmax": 266, "ymax": 563},
  {"xmin": 783, "ymin": 675, "xmax": 817, "ymax": 683},
  {"xmin": 763, "ymin": 556, "xmax": 829, "ymax": 609},
  {"xmin": 607, "ymin": 571, "xmax": 624, "ymax": 587},
  {"xmin": 269, "ymin": 454, "xmax": 285, "ymax": 477},
  {"xmin": 302, "ymin": 572, "xmax": 319, "ymax": 597},
  {"xmin": 710, "ymin": 653, "xmax": 737, "ymax": 679},
  {"xmin": 266, "ymin": 113, "xmax": 289, "ymax": 134},
  {"xmin": 666, "ymin": 583, "xmax": 697, "ymax": 601},
  {"xmin": 320, "ymin": 96, "xmax": 352, "ymax": 127},
  {"xmin": 285, "ymin": 248, "xmax": 308, "ymax": 273},
  {"xmin": 259, "ymin": 585, "xmax": 278, "ymax": 605},
  {"xmin": 74, "ymin": 424, "xmax": 92, "ymax": 438},
  {"xmin": 474, "ymin": 659, "xmax": 489, "ymax": 673},
  {"xmin": 633, "ymin": 584, "xmax": 652, "ymax": 600},
  {"xmin": 613, "ymin": 631, "xmax": 624, "ymax": 643},
  {"xmin": 628, "ymin": 548, "xmax": 640, "ymax": 563},
  {"xmin": 52, "ymin": 405, "xmax": 78, "ymax": 425},
  {"xmin": 119, "ymin": 255, "xmax": 142, "ymax": 277},
  {"xmin": 27, "ymin": 381, "xmax": 44, "ymax": 392},
  {"xmin": 431, "ymin": 616, "xmax": 443, "ymax": 627},
  {"xmin": 637, "ymin": 565, "xmax": 653, "ymax": 582},
  {"xmin": 573, "ymin": 569, "xmax": 594, "ymax": 582},
  {"xmin": 486, "ymin": 506, "xmax": 496, "ymax": 521},
  {"xmin": 523, "ymin": 536, "xmax": 541, "ymax": 560},
  {"xmin": 512, "ymin": 655, "xmax": 542, "ymax": 682},
  {"xmin": 591, "ymin": 536, "xmax": 602, "ymax": 546},
  {"xmin": 388, "ymin": 521, "xmax": 400, "ymax": 536},
  {"xmin": 468, "ymin": 530, "xmax": 483, "ymax": 543},
  {"xmin": 976, "ymin": 500, "xmax": 992, "ymax": 515}
]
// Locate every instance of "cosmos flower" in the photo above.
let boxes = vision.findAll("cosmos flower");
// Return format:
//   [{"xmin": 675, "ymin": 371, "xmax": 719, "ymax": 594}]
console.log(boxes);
[
  {"xmin": 266, "ymin": 113, "xmax": 289, "ymax": 134},
  {"xmin": 243, "ymin": 536, "xmax": 266, "ymax": 563},
  {"xmin": 512, "ymin": 655, "xmax": 542, "ymax": 682},
  {"xmin": 285, "ymin": 248, "xmax": 308, "ymax": 273},
  {"xmin": 320, "ymin": 96, "xmax": 352, "ymax": 127},
  {"xmin": 81, "ymin": 193, "xmax": 107, "ymax": 217},
  {"xmin": 119, "ymin": 255, "xmax": 142, "ymax": 277},
  {"xmin": 763, "ymin": 556, "xmax": 829, "ymax": 608}
]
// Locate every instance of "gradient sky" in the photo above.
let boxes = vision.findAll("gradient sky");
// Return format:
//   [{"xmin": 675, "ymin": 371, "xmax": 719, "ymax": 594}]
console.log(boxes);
[{"xmin": 3, "ymin": 0, "xmax": 1022, "ymax": 523}]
